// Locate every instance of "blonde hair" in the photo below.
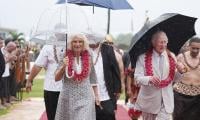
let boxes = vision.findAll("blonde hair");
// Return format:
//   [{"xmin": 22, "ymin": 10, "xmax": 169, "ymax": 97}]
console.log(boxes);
[
  {"xmin": 103, "ymin": 34, "xmax": 113, "ymax": 43},
  {"xmin": 67, "ymin": 33, "xmax": 89, "ymax": 50}
]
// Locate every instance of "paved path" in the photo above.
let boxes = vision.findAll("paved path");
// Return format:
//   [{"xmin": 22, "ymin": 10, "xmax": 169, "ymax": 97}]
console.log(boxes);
[
  {"xmin": 0, "ymin": 98, "xmax": 138, "ymax": 120},
  {"xmin": 0, "ymin": 98, "xmax": 45, "ymax": 120}
]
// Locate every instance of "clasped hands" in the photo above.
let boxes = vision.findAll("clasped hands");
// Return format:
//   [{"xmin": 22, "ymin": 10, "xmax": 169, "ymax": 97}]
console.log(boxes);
[{"xmin": 149, "ymin": 76, "xmax": 161, "ymax": 87}]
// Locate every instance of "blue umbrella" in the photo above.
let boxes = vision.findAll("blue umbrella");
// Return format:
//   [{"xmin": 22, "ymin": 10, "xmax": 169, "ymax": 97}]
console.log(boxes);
[
  {"xmin": 56, "ymin": 0, "xmax": 133, "ymax": 33},
  {"xmin": 57, "ymin": 0, "xmax": 132, "ymax": 9}
]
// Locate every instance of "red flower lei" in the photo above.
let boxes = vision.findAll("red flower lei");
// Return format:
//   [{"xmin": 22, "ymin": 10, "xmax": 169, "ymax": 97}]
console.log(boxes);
[
  {"xmin": 66, "ymin": 50, "xmax": 90, "ymax": 82},
  {"xmin": 128, "ymin": 108, "xmax": 142, "ymax": 119},
  {"xmin": 145, "ymin": 49, "xmax": 176, "ymax": 88}
]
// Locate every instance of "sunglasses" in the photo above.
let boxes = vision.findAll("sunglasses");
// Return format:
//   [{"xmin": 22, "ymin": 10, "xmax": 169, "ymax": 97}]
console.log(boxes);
[{"xmin": 104, "ymin": 42, "xmax": 113, "ymax": 45}]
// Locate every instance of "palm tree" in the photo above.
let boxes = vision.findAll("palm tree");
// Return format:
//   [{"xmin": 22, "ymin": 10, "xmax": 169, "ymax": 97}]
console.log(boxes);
[{"xmin": 9, "ymin": 31, "xmax": 25, "ymax": 45}]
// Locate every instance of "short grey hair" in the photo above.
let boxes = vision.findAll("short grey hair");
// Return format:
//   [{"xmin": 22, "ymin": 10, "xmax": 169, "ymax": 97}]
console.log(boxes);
[{"xmin": 151, "ymin": 31, "xmax": 167, "ymax": 41}]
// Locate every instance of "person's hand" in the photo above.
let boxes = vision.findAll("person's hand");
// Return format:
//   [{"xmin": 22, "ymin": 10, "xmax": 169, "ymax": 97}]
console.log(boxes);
[
  {"xmin": 26, "ymin": 80, "xmax": 32, "ymax": 93},
  {"xmin": 149, "ymin": 76, "xmax": 160, "ymax": 87},
  {"xmin": 20, "ymin": 53, "xmax": 26, "ymax": 58},
  {"xmin": 63, "ymin": 56, "xmax": 69, "ymax": 67},
  {"xmin": 176, "ymin": 62, "xmax": 187, "ymax": 73},
  {"xmin": 7, "ymin": 54, "xmax": 17, "ymax": 61},
  {"xmin": 95, "ymin": 96, "xmax": 103, "ymax": 109},
  {"xmin": 127, "ymin": 87, "xmax": 133, "ymax": 97},
  {"xmin": 114, "ymin": 92, "xmax": 121, "ymax": 100}
]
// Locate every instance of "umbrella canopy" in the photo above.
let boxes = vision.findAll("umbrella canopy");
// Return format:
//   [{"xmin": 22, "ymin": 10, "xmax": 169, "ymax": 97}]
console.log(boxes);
[
  {"xmin": 128, "ymin": 13, "xmax": 197, "ymax": 66},
  {"xmin": 84, "ymin": 32, "xmax": 104, "ymax": 44},
  {"xmin": 30, "ymin": 23, "xmax": 67, "ymax": 46},
  {"xmin": 56, "ymin": 0, "xmax": 133, "ymax": 33},
  {"xmin": 57, "ymin": 0, "xmax": 133, "ymax": 10}
]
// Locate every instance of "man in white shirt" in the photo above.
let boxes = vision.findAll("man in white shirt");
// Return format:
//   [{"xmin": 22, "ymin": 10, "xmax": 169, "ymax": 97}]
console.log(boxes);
[
  {"xmin": 89, "ymin": 36, "xmax": 121, "ymax": 120},
  {"xmin": 134, "ymin": 31, "xmax": 176, "ymax": 120},
  {"xmin": 26, "ymin": 41, "xmax": 65, "ymax": 120}
]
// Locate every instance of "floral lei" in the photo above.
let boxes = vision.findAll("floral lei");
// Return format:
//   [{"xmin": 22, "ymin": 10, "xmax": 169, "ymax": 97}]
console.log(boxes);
[
  {"xmin": 145, "ymin": 49, "xmax": 176, "ymax": 88},
  {"xmin": 66, "ymin": 49, "xmax": 90, "ymax": 82}
]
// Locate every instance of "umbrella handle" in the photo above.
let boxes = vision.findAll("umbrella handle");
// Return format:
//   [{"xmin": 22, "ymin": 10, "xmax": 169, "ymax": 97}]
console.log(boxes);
[{"xmin": 66, "ymin": 33, "xmax": 68, "ymax": 50}]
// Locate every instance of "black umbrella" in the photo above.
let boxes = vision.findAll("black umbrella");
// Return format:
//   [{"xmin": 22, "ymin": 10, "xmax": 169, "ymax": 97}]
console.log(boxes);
[{"xmin": 128, "ymin": 13, "xmax": 197, "ymax": 66}]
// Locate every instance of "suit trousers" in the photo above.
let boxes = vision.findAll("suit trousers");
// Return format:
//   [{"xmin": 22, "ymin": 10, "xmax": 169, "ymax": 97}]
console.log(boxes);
[
  {"xmin": 142, "ymin": 103, "xmax": 171, "ymax": 120},
  {"xmin": 44, "ymin": 90, "xmax": 60, "ymax": 120},
  {"xmin": 96, "ymin": 99, "xmax": 115, "ymax": 120}
]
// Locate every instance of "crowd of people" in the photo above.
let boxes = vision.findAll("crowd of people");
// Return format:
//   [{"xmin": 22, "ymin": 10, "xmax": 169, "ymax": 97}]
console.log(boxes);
[
  {"xmin": 0, "ymin": 37, "xmax": 30, "ymax": 110},
  {"xmin": 0, "ymin": 30, "xmax": 200, "ymax": 120}
]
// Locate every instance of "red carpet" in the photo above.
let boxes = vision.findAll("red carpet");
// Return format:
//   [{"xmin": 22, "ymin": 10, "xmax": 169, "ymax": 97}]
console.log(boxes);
[
  {"xmin": 116, "ymin": 105, "xmax": 132, "ymax": 120},
  {"xmin": 40, "ymin": 111, "xmax": 47, "ymax": 120},
  {"xmin": 40, "ymin": 105, "xmax": 131, "ymax": 120}
]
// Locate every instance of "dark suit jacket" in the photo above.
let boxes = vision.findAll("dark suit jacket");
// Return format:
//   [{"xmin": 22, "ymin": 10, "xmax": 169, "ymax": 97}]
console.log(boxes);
[
  {"xmin": 0, "ymin": 49, "xmax": 5, "ymax": 80},
  {"xmin": 101, "ymin": 44, "xmax": 121, "ymax": 100}
]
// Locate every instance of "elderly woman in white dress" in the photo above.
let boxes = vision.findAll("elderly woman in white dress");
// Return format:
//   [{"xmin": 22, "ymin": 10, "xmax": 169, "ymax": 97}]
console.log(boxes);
[{"xmin": 55, "ymin": 33, "xmax": 100, "ymax": 120}]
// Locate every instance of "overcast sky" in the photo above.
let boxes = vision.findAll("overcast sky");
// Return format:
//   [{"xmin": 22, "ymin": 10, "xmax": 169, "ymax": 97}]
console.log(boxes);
[{"xmin": 0, "ymin": 0, "xmax": 200, "ymax": 38}]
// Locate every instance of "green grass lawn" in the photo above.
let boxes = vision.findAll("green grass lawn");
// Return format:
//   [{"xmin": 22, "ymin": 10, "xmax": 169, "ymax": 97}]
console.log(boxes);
[
  {"xmin": 23, "ymin": 78, "xmax": 44, "ymax": 98},
  {"xmin": 120, "ymin": 91, "xmax": 125, "ymax": 100},
  {"xmin": 0, "ymin": 70, "xmax": 44, "ymax": 116}
]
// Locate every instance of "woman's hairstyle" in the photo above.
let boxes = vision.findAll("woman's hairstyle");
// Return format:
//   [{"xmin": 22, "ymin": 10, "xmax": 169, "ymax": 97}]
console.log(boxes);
[{"xmin": 67, "ymin": 33, "xmax": 89, "ymax": 50}]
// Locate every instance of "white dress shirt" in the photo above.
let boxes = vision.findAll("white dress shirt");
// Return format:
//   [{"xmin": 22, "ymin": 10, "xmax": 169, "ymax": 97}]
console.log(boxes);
[
  {"xmin": 1, "ymin": 47, "xmax": 10, "ymax": 77},
  {"xmin": 91, "ymin": 49, "xmax": 110, "ymax": 101},
  {"xmin": 35, "ymin": 45, "xmax": 64, "ymax": 92}
]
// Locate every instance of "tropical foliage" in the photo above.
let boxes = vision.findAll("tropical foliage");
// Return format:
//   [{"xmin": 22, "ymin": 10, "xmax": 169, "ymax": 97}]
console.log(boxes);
[{"xmin": 9, "ymin": 31, "xmax": 25, "ymax": 45}]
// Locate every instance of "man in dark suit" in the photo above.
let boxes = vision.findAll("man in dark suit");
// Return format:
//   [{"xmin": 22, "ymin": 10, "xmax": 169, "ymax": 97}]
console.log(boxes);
[{"xmin": 89, "ymin": 35, "xmax": 121, "ymax": 120}]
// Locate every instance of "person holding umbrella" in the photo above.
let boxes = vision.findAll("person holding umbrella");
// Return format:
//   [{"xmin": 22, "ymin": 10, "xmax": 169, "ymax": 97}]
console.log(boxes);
[
  {"xmin": 103, "ymin": 34, "xmax": 125, "ymax": 93},
  {"xmin": 88, "ymin": 34, "xmax": 121, "ymax": 120},
  {"xmin": 26, "ymin": 31, "xmax": 66, "ymax": 120},
  {"xmin": 54, "ymin": 33, "xmax": 100, "ymax": 120},
  {"xmin": 173, "ymin": 36, "xmax": 200, "ymax": 120},
  {"xmin": 134, "ymin": 30, "xmax": 176, "ymax": 120}
]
